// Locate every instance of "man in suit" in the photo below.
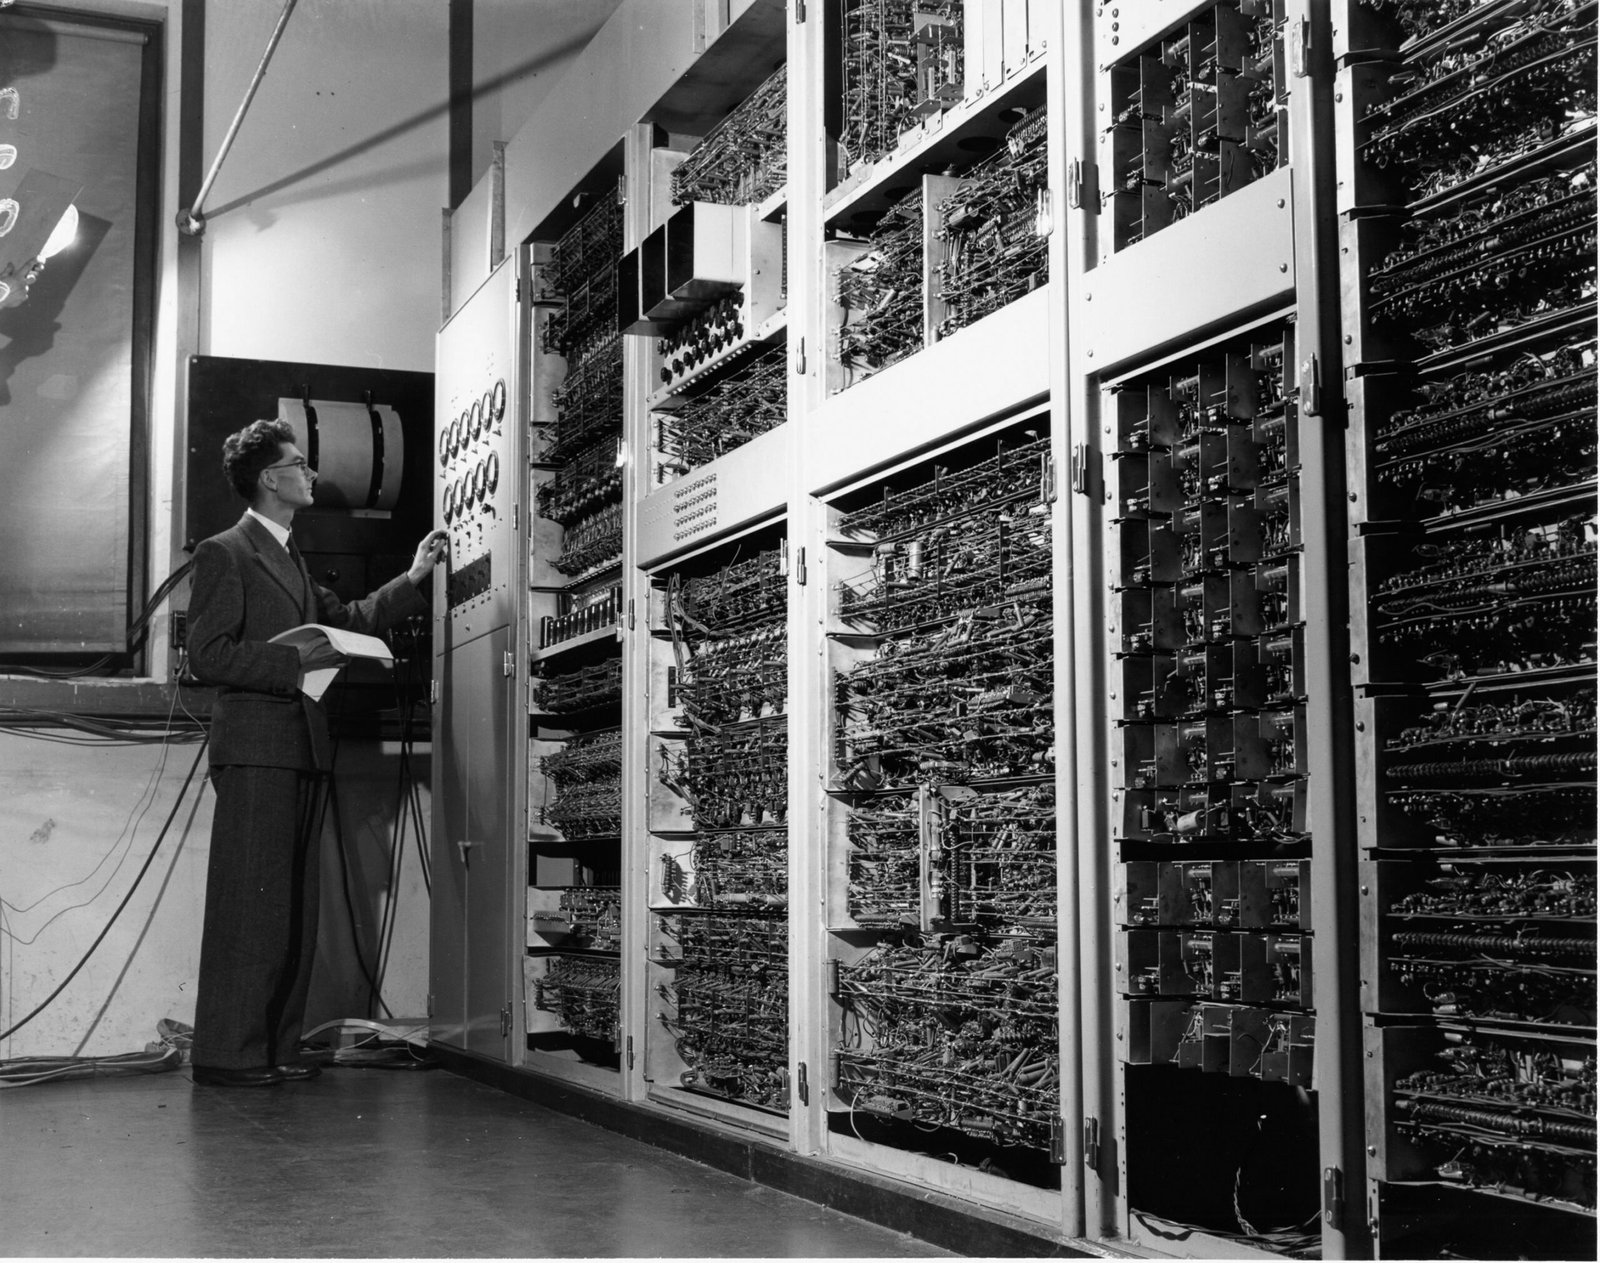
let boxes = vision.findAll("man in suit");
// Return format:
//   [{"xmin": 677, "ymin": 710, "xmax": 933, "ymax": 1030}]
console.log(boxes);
[{"xmin": 186, "ymin": 417, "xmax": 447, "ymax": 1087}]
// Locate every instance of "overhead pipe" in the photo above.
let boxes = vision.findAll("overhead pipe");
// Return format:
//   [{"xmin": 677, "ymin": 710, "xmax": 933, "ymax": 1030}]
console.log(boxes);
[{"xmin": 177, "ymin": 0, "xmax": 299, "ymax": 236}]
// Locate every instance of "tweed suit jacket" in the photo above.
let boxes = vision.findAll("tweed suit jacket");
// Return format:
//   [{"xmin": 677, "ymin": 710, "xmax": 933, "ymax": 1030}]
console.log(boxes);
[{"xmin": 187, "ymin": 513, "xmax": 428, "ymax": 771}]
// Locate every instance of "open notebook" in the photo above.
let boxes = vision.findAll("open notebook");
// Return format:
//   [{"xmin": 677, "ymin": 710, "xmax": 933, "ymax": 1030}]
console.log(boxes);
[{"xmin": 269, "ymin": 624, "xmax": 394, "ymax": 701}]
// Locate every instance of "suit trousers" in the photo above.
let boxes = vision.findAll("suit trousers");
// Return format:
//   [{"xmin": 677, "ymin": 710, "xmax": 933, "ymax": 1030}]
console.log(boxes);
[{"xmin": 192, "ymin": 764, "xmax": 326, "ymax": 1069}]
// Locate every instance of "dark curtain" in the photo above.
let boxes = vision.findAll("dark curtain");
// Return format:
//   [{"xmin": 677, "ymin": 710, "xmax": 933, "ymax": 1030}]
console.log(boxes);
[{"xmin": 0, "ymin": 16, "xmax": 150, "ymax": 654}]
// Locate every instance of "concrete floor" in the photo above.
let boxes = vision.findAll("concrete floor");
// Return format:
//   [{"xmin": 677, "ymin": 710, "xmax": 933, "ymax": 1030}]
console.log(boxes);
[{"xmin": 0, "ymin": 1066, "xmax": 955, "ymax": 1258}]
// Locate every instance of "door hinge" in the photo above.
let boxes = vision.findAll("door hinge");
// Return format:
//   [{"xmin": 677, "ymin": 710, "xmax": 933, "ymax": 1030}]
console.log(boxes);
[
  {"xmin": 628, "ymin": 597, "xmax": 637, "ymax": 630},
  {"xmin": 499, "ymin": 1003, "xmax": 512, "ymax": 1038},
  {"xmin": 626, "ymin": 1035, "xmax": 635, "ymax": 1070},
  {"xmin": 615, "ymin": 174, "xmax": 626, "ymax": 206},
  {"xmin": 795, "ymin": 0, "xmax": 806, "ymax": 22},
  {"xmin": 1070, "ymin": 443, "xmax": 1099, "ymax": 499},
  {"xmin": 429, "ymin": 679, "xmax": 439, "ymax": 706},
  {"xmin": 797, "ymin": 1061, "xmax": 809, "ymax": 1105},
  {"xmin": 1300, "ymin": 353, "xmax": 1322, "ymax": 417},
  {"xmin": 1041, "ymin": 453, "xmax": 1058, "ymax": 504},
  {"xmin": 794, "ymin": 546, "xmax": 807, "ymax": 586},
  {"xmin": 1078, "ymin": 1116, "xmax": 1097, "ymax": 1169},
  {"xmin": 1291, "ymin": 16, "xmax": 1313, "ymax": 77},
  {"xmin": 793, "ymin": 335, "xmax": 806, "ymax": 376},
  {"xmin": 1067, "ymin": 158, "xmax": 1099, "ymax": 212},
  {"xmin": 1323, "ymin": 1166, "xmax": 1344, "ymax": 1225},
  {"xmin": 511, "ymin": 502, "xmax": 518, "ymax": 530},
  {"xmin": 426, "ymin": 992, "xmax": 434, "ymax": 1019},
  {"xmin": 503, "ymin": 650, "xmax": 516, "ymax": 678}
]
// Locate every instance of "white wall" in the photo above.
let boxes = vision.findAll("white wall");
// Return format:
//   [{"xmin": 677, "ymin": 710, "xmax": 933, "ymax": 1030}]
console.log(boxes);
[{"xmin": 200, "ymin": 0, "xmax": 449, "ymax": 369}]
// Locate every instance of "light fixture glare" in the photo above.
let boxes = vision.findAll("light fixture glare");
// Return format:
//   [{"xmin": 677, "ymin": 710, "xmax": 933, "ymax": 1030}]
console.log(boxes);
[{"xmin": 38, "ymin": 203, "xmax": 78, "ymax": 260}]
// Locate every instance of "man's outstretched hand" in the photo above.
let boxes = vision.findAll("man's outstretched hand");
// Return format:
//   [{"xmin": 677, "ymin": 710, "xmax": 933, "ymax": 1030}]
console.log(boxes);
[{"xmin": 407, "ymin": 530, "xmax": 450, "ymax": 585}]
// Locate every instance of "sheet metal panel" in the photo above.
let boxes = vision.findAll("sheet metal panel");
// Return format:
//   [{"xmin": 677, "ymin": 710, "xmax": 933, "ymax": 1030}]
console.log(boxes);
[
  {"xmin": 635, "ymin": 421, "xmax": 793, "ymax": 568},
  {"xmin": 1080, "ymin": 166, "xmax": 1296, "ymax": 373},
  {"xmin": 805, "ymin": 283, "xmax": 1051, "ymax": 496},
  {"xmin": 431, "ymin": 255, "xmax": 524, "ymax": 1062}
]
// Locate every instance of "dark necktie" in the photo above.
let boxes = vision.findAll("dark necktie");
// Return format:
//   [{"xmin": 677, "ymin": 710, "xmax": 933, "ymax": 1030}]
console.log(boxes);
[{"xmin": 285, "ymin": 535, "xmax": 313, "ymax": 617}]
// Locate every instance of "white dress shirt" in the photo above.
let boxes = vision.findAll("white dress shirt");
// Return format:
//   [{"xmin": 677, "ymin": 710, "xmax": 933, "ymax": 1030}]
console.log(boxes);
[{"xmin": 246, "ymin": 507, "xmax": 292, "ymax": 551}]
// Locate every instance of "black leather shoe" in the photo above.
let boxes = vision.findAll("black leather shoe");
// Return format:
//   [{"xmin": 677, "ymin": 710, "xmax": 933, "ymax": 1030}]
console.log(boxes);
[
  {"xmin": 274, "ymin": 1062, "xmax": 322, "ymax": 1081},
  {"xmin": 192, "ymin": 1064, "xmax": 284, "ymax": 1088}
]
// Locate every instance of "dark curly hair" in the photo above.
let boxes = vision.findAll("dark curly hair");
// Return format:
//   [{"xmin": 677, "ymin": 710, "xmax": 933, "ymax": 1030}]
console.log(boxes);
[{"xmin": 221, "ymin": 418, "xmax": 297, "ymax": 501}]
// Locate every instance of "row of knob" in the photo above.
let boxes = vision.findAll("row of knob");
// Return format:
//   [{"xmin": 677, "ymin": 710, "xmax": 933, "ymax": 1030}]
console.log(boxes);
[{"xmin": 657, "ymin": 296, "xmax": 745, "ymax": 384}]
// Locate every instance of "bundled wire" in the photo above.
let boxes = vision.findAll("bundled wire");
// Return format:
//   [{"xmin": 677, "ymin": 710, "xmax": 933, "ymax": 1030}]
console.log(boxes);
[
  {"xmin": 834, "ymin": 192, "xmax": 924, "ymax": 386},
  {"xmin": 931, "ymin": 104, "xmax": 1050, "ymax": 339},
  {"xmin": 834, "ymin": 934, "xmax": 1059, "ymax": 1149},
  {"xmin": 0, "ymin": 1045, "xmax": 182, "ymax": 1088},
  {"xmin": 672, "ymin": 64, "xmax": 788, "ymax": 206},
  {"xmin": 655, "ymin": 342, "xmax": 787, "ymax": 477},
  {"xmin": 534, "ymin": 955, "xmax": 620, "ymax": 1043},
  {"xmin": 837, "ymin": 0, "xmax": 964, "ymax": 178},
  {"xmin": 533, "ymin": 657, "xmax": 624, "ymax": 715},
  {"xmin": 0, "ymin": 705, "xmax": 206, "ymax": 745},
  {"xmin": 299, "ymin": 1017, "xmax": 435, "ymax": 1068},
  {"xmin": 1360, "ymin": 5, "xmax": 1598, "ymax": 201}
]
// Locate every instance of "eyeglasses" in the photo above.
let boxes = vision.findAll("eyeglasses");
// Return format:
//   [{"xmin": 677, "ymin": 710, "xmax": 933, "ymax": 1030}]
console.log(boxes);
[{"xmin": 264, "ymin": 458, "xmax": 316, "ymax": 478}]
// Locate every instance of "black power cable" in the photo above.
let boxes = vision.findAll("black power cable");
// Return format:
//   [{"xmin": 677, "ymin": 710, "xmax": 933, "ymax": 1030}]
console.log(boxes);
[{"xmin": 321, "ymin": 744, "xmax": 393, "ymax": 1023}]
